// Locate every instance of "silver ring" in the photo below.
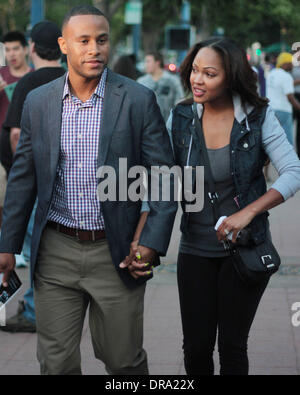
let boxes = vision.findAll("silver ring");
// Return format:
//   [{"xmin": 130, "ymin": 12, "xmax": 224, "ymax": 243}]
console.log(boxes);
[{"xmin": 224, "ymin": 229, "xmax": 230, "ymax": 235}]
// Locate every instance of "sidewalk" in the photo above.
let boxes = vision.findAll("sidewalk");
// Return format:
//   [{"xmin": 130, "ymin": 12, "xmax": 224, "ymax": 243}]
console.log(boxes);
[{"xmin": 0, "ymin": 165, "xmax": 299, "ymax": 375}]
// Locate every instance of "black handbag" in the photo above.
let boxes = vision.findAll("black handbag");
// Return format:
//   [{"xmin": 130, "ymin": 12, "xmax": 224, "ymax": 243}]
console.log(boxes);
[{"xmin": 192, "ymin": 104, "xmax": 281, "ymax": 286}]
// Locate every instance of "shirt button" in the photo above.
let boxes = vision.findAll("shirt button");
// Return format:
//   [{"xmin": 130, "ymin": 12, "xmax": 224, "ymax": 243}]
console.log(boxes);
[
  {"xmin": 243, "ymin": 143, "xmax": 249, "ymax": 148},
  {"xmin": 231, "ymin": 150, "xmax": 235, "ymax": 154},
  {"xmin": 80, "ymin": 221, "xmax": 84, "ymax": 227},
  {"xmin": 78, "ymin": 163, "xmax": 83, "ymax": 169},
  {"xmin": 78, "ymin": 134, "xmax": 83, "ymax": 139},
  {"xmin": 79, "ymin": 193, "xmax": 83, "ymax": 198}
]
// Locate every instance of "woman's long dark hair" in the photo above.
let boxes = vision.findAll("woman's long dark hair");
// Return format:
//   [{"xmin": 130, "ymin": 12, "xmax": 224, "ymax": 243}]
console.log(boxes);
[{"xmin": 180, "ymin": 37, "xmax": 269, "ymax": 108}]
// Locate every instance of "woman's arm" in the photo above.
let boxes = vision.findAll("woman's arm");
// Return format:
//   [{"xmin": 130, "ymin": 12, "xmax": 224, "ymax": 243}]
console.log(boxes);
[
  {"xmin": 217, "ymin": 106, "xmax": 300, "ymax": 242},
  {"xmin": 217, "ymin": 188, "xmax": 284, "ymax": 243}
]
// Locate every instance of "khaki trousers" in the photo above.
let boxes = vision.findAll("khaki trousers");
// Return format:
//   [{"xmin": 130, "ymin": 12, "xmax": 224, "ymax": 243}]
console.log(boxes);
[{"xmin": 34, "ymin": 226, "xmax": 148, "ymax": 375}]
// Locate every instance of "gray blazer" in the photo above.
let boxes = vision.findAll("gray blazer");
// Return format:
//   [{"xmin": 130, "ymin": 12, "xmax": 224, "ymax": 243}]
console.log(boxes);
[{"xmin": 0, "ymin": 69, "xmax": 177, "ymax": 288}]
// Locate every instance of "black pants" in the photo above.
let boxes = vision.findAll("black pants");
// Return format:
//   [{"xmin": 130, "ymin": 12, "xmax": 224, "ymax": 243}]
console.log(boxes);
[
  {"xmin": 294, "ymin": 93, "xmax": 300, "ymax": 158},
  {"xmin": 177, "ymin": 253, "xmax": 269, "ymax": 375}
]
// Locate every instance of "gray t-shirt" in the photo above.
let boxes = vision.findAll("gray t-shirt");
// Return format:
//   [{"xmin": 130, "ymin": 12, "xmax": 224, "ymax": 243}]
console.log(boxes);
[
  {"xmin": 180, "ymin": 144, "xmax": 239, "ymax": 257},
  {"xmin": 137, "ymin": 71, "xmax": 184, "ymax": 121}
]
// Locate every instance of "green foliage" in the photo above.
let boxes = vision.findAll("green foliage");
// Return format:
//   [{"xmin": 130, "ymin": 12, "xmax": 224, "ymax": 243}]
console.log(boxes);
[{"xmin": 1, "ymin": 0, "xmax": 300, "ymax": 51}]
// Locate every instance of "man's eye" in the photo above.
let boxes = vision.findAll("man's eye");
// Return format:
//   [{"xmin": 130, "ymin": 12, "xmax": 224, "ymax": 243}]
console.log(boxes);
[{"xmin": 82, "ymin": 40, "xmax": 88, "ymax": 44}]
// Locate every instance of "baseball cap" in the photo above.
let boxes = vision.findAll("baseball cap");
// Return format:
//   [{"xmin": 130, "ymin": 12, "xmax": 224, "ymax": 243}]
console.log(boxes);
[{"xmin": 30, "ymin": 20, "xmax": 61, "ymax": 49}]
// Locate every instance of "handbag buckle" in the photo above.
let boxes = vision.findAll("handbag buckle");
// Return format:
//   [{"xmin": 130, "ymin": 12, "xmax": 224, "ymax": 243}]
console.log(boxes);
[{"xmin": 261, "ymin": 255, "xmax": 275, "ymax": 269}]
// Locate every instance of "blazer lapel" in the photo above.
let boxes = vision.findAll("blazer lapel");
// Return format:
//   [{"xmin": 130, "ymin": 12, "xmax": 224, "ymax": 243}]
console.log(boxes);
[
  {"xmin": 47, "ymin": 75, "xmax": 65, "ymax": 184},
  {"xmin": 98, "ymin": 69, "xmax": 126, "ymax": 168}
]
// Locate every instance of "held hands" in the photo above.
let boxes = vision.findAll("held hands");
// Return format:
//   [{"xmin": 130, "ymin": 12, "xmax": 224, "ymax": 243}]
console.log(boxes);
[
  {"xmin": 119, "ymin": 241, "xmax": 157, "ymax": 280},
  {"xmin": 0, "ymin": 253, "xmax": 16, "ymax": 287},
  {"xmin": 216, "ymin": 208, "xmax": 255, "ymax": 243}
]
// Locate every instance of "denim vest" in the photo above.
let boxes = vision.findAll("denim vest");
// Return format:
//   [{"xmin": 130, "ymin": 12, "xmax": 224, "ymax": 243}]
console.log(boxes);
[{"xmin": 172, "ymin": 103, "xmax": 269, "ymax": 245}]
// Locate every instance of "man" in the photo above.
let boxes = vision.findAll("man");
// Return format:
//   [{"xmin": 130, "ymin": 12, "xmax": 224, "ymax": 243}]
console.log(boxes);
[
  {"xmin": 0, "ymin": 5, "xmax": 176, "ymax": 375},
  {"xmin": 0, "ymin": 20, "xmax": 65, "ymax": 334},
  {"xmin": 137, "ymin": 52, "xmax": 184, "ymax": 121},
  {"xmin": 266, "ymin": 52, "xmax": 300, "ymax": 146},
  {"xmin": 0, "ymin": 31, "xmax": 31, "ymax": 228},
  {"xmin": 0, "ymin": 31, "xmax": 31, "ymax": 132}
]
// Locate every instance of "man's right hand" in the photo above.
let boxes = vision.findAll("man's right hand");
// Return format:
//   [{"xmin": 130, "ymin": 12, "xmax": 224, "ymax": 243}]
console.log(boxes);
[{"xmin": 0, "ymin": 253, "xmax": 16, "ymax": 287}]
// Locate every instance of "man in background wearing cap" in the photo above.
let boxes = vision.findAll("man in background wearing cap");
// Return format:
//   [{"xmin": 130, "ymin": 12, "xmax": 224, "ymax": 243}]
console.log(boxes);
[
  {"xmin": 0, "ymin": 20, "xmax": 65, "ymax": 333},
  {"xmin": 266, "ymin": 52, "xmax": 300, "ymax": 145}
]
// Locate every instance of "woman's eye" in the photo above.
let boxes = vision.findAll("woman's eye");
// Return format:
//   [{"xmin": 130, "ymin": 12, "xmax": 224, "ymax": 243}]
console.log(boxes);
[{"xmin": 207, "ymin": 73, "xmax": 216, "ymax": 77}]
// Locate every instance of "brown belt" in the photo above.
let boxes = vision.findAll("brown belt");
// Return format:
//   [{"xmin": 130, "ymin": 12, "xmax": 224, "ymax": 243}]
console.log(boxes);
[{"xmin": 47, "ymin": 221, "xmax": 106, "ymax": 242}]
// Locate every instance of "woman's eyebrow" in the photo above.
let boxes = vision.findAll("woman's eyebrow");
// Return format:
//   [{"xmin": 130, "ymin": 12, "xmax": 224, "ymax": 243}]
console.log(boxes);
[{"xmin": 203, "ymin": 66, "xmax": 218, "ymax": 71}]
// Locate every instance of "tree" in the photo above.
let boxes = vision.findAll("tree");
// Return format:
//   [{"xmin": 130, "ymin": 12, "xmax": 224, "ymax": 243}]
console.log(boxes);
[{"xmin": 92, "ymin": 0, "xmax": 126, "ymax": 21}]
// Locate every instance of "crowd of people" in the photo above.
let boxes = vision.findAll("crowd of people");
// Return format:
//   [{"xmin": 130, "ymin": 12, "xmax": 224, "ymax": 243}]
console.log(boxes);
[{"xmin": 0, "ymin": 4, "xmax": 300, "ymax": 376}]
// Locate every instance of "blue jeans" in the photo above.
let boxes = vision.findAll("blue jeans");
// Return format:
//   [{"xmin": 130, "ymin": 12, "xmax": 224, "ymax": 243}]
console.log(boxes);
[
  {"xmin": 21, "ymin": 204, "xmax": 37, "ymax": 324},
  {"xmin": 274, "ymin": 110, "xmax": 294, "ymax": 146}
]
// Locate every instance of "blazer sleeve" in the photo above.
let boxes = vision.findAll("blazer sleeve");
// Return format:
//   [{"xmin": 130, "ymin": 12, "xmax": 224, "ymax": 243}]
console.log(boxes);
[
  {"xmin": 138, "ymin": 91, "xmax": 178, "ymax": 255},
  {"xmin": 0, "ymin": 98, "xmax": 37, "ymax": 253}
]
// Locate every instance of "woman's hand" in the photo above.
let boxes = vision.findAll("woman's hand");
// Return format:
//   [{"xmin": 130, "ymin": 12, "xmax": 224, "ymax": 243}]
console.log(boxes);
[{"xmin": 216, "ymin": 208, "xmax": 255, "ymax": 243}]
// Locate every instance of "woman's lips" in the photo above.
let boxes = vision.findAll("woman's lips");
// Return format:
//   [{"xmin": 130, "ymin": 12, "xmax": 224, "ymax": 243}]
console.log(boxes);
[{"xmin": 193, "ymin": 87, "xmax": 206, "ymax": 97}]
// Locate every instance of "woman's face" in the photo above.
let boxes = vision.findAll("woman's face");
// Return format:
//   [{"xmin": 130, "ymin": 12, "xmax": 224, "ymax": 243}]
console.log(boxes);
[{"xmin": 189, "ymin": 46, "xmax": 228, "ymax": 104}]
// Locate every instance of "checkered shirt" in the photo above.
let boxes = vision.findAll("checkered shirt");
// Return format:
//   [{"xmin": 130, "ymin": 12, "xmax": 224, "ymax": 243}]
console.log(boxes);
[{"xmin": 47, "ymin": 68, "xmax": 107, "ymax": 230}]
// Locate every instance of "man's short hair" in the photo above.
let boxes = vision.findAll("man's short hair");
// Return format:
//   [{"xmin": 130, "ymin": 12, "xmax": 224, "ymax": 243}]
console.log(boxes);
[
  {"xmin": 62, "ymin": 5, "xmax": 107, "ymax": 30},
  {"xmin": 146, "ymin": 52, "xmax": 164, "ymax": 69},
  {"xmin": 2, "ymin": 31, "xmax": 27, "ymax": 47}
]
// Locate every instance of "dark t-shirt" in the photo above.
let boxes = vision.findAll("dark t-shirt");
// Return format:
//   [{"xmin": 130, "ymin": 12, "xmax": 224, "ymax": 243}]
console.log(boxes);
[
  {"xmin": 5, "ymin": 67, "xmax": 66, "ymax": 128},
  {"xmin": 0, "ymin": 67, "xmax": 66, "ymax": 175}
]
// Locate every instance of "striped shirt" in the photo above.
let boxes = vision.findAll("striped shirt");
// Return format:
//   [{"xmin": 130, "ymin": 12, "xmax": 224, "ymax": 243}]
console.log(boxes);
[{"xmin": 47, "ymin": 68, "xmax": 107, "ymax": 230}]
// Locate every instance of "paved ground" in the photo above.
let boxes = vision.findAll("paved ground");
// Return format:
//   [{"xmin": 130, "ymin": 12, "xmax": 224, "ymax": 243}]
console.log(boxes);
[{"xmin": 0, "ymin": 164, "xmax": 299, "ymax": 375}]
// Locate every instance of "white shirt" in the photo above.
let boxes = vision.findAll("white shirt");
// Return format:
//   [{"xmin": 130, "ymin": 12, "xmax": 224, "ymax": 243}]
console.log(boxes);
[{"xmin": 266, "ymin": 68, "xmax": 294, "ymax": 113}]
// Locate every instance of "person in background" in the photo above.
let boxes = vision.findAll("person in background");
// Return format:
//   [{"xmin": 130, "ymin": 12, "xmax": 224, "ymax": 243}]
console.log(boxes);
[
  {"xmin": 0, "ymin": 20, "xmax": 64, "ymax": 334},
  {"xmin": 0, "ymin": 31, "xmax": 32, "ymax": 228},
  {"xmin": 292, "ymin": 64, "xmax": 300, "ymax": 157},
  {"xmin": 266, "ymin": 52, "xmax": 300, "ymax": 146},
  {"xmin": 113, "ymin": 54, "xmax": 139, "ymax": 80},
  {"xmin": 137, "ymin": 52, "xmax": 184, "ymax": 121}
]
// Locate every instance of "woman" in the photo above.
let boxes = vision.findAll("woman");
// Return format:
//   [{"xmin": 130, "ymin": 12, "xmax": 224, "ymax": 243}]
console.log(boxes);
[
  {"xmin": 169, "ymin": 38, "xmax": 300, "ymax": 375},
  {"xmin": 121, "ymin": 38, "xmax": 300, "ymax": 375}
]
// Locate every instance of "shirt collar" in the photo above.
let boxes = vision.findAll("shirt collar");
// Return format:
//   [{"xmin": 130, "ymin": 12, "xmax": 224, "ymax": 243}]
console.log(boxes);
[{"xmin": 63, "ymin": 67, "xmax": 108, "ymax": 101}]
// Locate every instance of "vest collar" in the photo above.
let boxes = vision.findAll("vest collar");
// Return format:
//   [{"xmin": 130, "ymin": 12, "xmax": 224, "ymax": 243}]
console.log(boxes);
[{"xmin": 196, "ymin": 94, "xmax": 254, "ymax": 125}]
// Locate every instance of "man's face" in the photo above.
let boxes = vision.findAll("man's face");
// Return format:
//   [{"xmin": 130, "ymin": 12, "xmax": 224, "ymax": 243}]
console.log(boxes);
[
  {"xmin": 4, "ymin": 41, "xmax": 28, "ymax": 70},
  {"xmin": 58, "ymin": 14, "xmax": 110, "ymax": 80},
  {"xmin": 145, "ymin": 55, "xmax": 159, "ymax": 75},
  {"xmin": 282, "ymin": 62, "xmax": 293, "ymax": 72}
]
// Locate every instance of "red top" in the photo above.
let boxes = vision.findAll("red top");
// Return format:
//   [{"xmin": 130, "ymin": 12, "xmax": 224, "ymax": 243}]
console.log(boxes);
[{"xmin": 0, "ymin": 66, "xmax": 27, "ymax": 132}]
